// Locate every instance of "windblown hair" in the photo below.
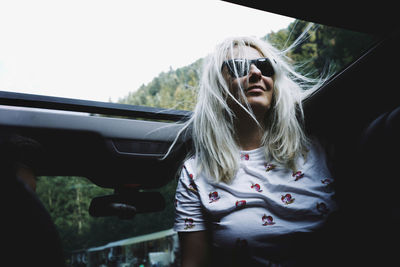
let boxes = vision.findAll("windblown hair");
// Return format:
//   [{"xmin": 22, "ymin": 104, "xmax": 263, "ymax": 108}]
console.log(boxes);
[{"xmin": 169, "ymin": 35, "xmax": 328, "ymax": 183}]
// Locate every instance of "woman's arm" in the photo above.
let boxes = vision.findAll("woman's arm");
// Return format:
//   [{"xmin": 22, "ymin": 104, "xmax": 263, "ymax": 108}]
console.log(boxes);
[{"xmin": 179, "ymin": 231, "xmax": 210, "ymax": 267}]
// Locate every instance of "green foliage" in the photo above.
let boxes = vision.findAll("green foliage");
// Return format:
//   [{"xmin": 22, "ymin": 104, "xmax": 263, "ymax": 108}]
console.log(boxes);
[
  {"xmin": 267, "ymin": 20, "xmax": 375, "ymax": 77},
  {"xmin": 118, "ymin": 59, "xmax": 202, "ymax": 111},
  {"xmin": 36, "ymin": 176, "xmax": 111, "ymax": 251}
]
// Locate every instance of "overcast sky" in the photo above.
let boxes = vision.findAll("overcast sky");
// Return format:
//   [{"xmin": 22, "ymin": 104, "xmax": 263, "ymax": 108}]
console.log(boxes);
[{"xmin": 0, "ymin": 0, "xmax": 294, "ymax": 102}]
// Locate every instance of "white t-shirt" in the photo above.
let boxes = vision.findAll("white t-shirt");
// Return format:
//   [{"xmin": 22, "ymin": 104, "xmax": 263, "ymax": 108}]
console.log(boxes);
[{"xmin": 174, "ymin": 141, "xmax": 335, "ymax": 265}]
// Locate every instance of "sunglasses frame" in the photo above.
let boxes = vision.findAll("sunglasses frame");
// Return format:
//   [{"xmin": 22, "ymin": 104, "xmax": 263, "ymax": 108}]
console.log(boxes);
[{"xmin": 222, "ymin": 57, "xmax": 275, "ymax": 78}]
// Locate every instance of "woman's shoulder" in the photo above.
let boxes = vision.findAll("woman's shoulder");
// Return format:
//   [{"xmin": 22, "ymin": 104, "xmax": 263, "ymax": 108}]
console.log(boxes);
[
  {"xmin": 182, "ymin": 155, "xmax": 196, "ymax": 170},
  {"xmin": 179, "ymin": 156, "xmax": 198, "ymax": 180},
  {"xmin": 180, "ymin": 156, "xmax": 217, "ymax": 187},
  {"xmin": 302, "ymin": 136, "xmax": 331, "ymax": 172}
]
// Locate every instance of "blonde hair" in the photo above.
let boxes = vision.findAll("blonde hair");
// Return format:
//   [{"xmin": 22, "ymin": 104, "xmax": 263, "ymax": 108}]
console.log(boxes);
[{"xmin": 169, "ymin": 35, "xmax": 327, "ymax": 183}]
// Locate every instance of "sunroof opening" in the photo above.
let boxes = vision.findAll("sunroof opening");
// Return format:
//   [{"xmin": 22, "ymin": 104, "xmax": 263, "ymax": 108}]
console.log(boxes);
[{"xmin": 0, "ymin": 0, "xmax": 377, "ymax": 112}]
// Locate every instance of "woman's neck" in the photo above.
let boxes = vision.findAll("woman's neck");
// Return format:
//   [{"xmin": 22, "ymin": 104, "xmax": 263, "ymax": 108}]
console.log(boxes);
[{"xmin": 235, "ymin": 116, "xmax": 264, "ymax": 151}]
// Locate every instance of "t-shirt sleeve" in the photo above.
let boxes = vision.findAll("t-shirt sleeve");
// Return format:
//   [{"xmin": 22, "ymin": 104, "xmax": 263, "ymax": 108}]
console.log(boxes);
[{"xmin": 173, "ymin": 163, "xmax": 206, "ymax": 232}]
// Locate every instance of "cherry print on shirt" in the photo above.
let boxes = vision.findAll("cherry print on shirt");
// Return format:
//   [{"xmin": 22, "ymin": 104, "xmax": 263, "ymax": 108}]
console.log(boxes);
[
  {"xmin": 262, "ymin": 214, "xmax": 275, "ymax": 226},
  {"xmin": 241, "ymin": 153, "xmax": 250, "ymax": 160},
  {"xmin": 316, "ymin": 202, "xmax": 330, "ymax": 215},
  {"xmin": 209, "ymin": 191, "xmax": 220, "ymax": 203},
  {"xmin": 184, "ymin": 218, "xmax": 195, "ymax": 230},
  {"xmin": 321, "ymin": 178, "xmax": 332, "ymax": 184},
  {"xmin": 188, "ymin": 181, "xmax": 198, "ymax": 193},
  {"xmin": 321, "ymin": 178, "xmax": 334, "ymax": 192},
  {"xmin": 183, "ymin": 165, "xmax": 194, "ymax": 180},
  {"xmin": 235, "ymin": 200, "xmax": 247, "ymax": 209},
  {"xmin": 251, "ymin": 183, "xmax": 263, "ymax": 192},
  {"xmin": 281, "ymin": 193, "xmax": 295, "ymax": 205},
  {"xmin": 265, "ymin": 163, "xmax": 276, "ymax": 172},
  {"xmin": 292, "ymin": 171, "xmax": 304, "ymax": 181}
]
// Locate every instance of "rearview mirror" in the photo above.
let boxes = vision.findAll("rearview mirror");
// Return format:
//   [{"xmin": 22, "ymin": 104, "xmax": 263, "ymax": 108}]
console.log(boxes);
[{"xmin": 89, "ymin": 191, "xmax": 165, "ymax": 219}]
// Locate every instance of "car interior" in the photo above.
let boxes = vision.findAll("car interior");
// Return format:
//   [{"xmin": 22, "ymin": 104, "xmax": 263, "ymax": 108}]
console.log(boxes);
[{"xmin": 1, "ymin": 1, "xmax": 399, "ymax": 266}]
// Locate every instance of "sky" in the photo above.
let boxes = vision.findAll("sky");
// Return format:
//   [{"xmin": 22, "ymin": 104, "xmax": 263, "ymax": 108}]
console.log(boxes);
[{"xmin": 0, "ymin": 0, "xmax": 294, "ymax": 103}]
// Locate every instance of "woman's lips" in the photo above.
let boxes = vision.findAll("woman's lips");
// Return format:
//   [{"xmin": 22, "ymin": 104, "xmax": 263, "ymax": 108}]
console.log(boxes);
[{"xmin": 246, "ymin": 86, "xmax": 265, "ymax": 93}]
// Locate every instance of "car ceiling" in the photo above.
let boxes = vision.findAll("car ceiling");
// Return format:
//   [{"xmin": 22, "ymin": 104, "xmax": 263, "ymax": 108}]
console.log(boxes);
[{"xmin": 223, "ymin": 0, "xmax": 399, "ymax": 35}]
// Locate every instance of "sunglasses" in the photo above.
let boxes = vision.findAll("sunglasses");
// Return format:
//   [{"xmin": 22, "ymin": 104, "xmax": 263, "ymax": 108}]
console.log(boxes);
[{"xmin": 222, "ymin": 57, "xmax": 275, "ymax": 78}]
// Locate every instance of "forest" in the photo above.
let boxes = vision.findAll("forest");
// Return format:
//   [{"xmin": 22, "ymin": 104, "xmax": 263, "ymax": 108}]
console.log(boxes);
[{"xmin": 36, "ymin": 20, "xmax": 375, "ymax": 256}]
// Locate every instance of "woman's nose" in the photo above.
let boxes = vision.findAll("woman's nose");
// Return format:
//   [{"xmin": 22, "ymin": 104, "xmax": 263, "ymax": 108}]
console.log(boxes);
[{"xmin": 248, "ymin": 64, "xmax": 262, "ymax": 82}]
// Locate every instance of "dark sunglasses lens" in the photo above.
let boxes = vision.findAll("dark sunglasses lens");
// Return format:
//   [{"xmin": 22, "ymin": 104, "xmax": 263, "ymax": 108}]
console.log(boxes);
[
  {"xmin": 256, "ymin": 59, "xmax": 274, "ymax": 77},
  {"xmin": 226, "ymin": 60, "xmax": 248, "ymax": 77}
]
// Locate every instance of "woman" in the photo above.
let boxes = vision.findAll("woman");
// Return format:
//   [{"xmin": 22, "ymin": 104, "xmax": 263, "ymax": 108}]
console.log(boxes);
[{"xmin": 173, "ymin": 36, "xmax": 335, "ymax": 266}]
